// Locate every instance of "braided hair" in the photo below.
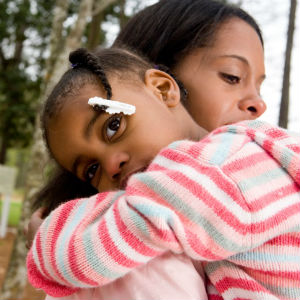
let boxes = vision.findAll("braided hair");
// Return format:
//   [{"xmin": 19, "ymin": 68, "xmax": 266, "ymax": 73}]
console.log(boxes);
[{"xmin": 69, "ymin": 48, "xmax": 113, "ymax": 99}]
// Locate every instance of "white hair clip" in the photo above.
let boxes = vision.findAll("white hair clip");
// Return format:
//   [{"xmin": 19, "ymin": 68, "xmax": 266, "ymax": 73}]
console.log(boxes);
[{"xmin": 88, "ymin": 97, "xmax": 136, "ymax": 115}]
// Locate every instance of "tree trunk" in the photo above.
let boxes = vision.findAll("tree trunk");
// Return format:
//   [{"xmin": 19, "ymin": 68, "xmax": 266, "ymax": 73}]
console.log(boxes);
[
  {"xmin": 0, "ymin": 119, "xmax": 48, "ymax": 300},
  {"xmin": 279, "ymin": 0, "xmax": 297, "ymax": 128},
  {"xmin": 0, "ymin": 0, "xmax": 71, "ymax": 297},
  {"xmin": 87, "ymin": 9, "xmax": 104, "ymax": 50},
  {"xmin": 0, "ymin": 137, "xmax": 7, "ymax": 164},
  {"xmin": 45, "ymin": 0, "xmax": 71, "ymax": 83},
  {"xmin": 119, "ymin": 0, "xmax": 127, "ymax": 30},
  {"xmin": 92, "ymin": 0, "xmax": 118, "ymax": 16}
]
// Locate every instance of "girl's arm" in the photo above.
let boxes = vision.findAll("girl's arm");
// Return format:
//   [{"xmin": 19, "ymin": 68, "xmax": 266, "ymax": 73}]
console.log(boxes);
[{"xmin": 27, "ymin": 121, "xmax": 300, "ymax": 297}]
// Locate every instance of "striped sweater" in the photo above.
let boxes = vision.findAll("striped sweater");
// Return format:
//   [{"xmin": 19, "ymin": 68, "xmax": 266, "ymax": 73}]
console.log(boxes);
[{"xmin": 27, "ymin": 120, "xmax": 300, "ymax": 299}]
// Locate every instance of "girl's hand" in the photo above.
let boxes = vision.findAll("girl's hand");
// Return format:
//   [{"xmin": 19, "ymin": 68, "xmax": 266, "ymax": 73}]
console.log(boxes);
[{"xmin": 24, "ymin": 207, "xmax": 46, "ymax": 249}]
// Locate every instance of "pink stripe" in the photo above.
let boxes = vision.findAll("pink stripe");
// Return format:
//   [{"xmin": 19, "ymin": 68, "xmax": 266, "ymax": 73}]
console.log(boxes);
[
  {"xmin": 267, "ymin": 128, "xmax": 287, "ymax": 139},
  {"xmin": 267, "ymin": 233, "xmax": 300, "ymax": 247},
  {"xmin": 34, "ymin": 232, "xmax": 53, "ymax": 281},
  {"xmin": 185, "ymin": 229, "xmax": 223, "ymax": 260},
  {"xmin": 98, "ymin": 216, "xmax": 140, "ymax": 268},
  {"xmin": 208, "ymin": 295, "xmax": 224, "ymax": 300},
  {"xmin": 248, "ymin": 268, "xmax": 300, "ymax": 281},
  {"xmin": 67, "ymin": 231, "xmax": 99, "ymax": 286},
  {"xmin": 215, "ymin": 277, "xmax": 269, "ymax": 294},
  {"xmin": 165, "ymin": 170, "xmax": 248, "ymax": 233},
  {"xmin": 113, "ymin": 200, "xmax": 161, "ymax": 257},
  {"xmin": 250, "ymin": 183, "xmax": 299, "ymax": 211},
  {"xmin": 49, "ymin": 201, "xmax": 77, "ymax": 285},
  {"xmin": 126, "ymin": 183, "xmax": 182, "ymax": 243},
  {"xmin": 27, "ymin": 250, "xmax": 78, "ymax": 297},
  {"xmin": 169, "ymin": 170, "xmax": 300, "ymax": 234},
  {"xmin": 250, "ymin": 202, "xmax": 300, "ymax": 233},
  {"xmin": 222, "ymin": 152, "xmax": 266, "ymax": 173},
  {"xmin": 159, "ymin": 149, "xmax": 249, "ymax": 210},
  {"xmin": 140, "ymin": 150, "xmax": 300, "ymax": 237}
]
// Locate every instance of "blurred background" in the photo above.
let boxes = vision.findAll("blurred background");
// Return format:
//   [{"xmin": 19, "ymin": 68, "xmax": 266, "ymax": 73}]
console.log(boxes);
[{"xmin": 0, "ymin": 0, "xmax": 298, "ymax": 299}]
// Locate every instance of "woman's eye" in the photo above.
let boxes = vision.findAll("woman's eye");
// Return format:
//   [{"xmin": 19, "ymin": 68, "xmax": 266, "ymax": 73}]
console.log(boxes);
[
  {"xmin": 105, "ymin": 115, "xmax": 122, "ymax": 141},
  {"xmin": 221, "ymin": 73, "xmax": 241, "ymax": 84},
  {"xmin": 85, "ymin": 163, "xmax": 98, "ymax": 182}
]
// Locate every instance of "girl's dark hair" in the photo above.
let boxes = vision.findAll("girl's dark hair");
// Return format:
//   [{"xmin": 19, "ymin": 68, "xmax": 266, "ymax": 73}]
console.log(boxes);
[
  {"xmin": 114, "ymin": 0, "xmax": 263, "ymax": 69},
  {"xmin": 33, "ymin": 166, "xmax": 97, "ymax": 216}
]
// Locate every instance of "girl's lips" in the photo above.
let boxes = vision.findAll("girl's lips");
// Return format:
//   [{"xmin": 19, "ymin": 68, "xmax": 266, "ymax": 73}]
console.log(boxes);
[{"xmin": 120, "ymin": 166, "xmax": 148, "ymax": 189}]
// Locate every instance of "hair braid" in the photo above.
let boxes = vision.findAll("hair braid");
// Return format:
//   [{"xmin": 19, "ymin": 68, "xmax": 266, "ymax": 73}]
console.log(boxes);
[{"xmin": 69, "ymin": 48, "xmax": 113, "ymax": 99}]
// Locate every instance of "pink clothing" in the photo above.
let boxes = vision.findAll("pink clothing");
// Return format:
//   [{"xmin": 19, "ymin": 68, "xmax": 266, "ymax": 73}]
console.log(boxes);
[
  {"xmin": 45, "ymin": 252, "xmax": 207, "ymax": 300},
  {"xmin": 27, "ymin": 121, "xmax": 300, "ymax": 299}
]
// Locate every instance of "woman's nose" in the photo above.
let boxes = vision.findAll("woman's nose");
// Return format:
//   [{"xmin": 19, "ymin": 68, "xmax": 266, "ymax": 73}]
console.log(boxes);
[{"xmin": 238, "ymin": 94, "xmax": 266, "ymax": 119}]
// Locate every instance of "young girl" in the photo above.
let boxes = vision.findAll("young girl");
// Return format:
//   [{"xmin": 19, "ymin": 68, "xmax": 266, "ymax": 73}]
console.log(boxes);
[
  {"xmin": 31, "ymin": 0, "xmax": 267, "ymax": 212},
  {"xmin": 27, "ymin": 47, "xmax": 300, "ymax": 300}
]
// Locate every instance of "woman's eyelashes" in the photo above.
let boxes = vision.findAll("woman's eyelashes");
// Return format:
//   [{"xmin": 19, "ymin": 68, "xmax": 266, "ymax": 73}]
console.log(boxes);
[{"xmin": 220, "ymin": 72, "xmax": 241, "ymax": 84}]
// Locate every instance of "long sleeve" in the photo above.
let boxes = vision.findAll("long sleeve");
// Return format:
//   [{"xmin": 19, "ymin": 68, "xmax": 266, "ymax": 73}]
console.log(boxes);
[{"xmin": 27, "ymin": 121, "xmax": 300, "ymax": 297}]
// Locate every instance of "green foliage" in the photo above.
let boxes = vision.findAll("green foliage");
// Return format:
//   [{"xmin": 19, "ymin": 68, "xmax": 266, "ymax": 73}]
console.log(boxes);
[
  {"xmin": 0, "ymin": 0, "xmax": 55, "ymax": 162},
  {"xmin": 0, "ymin": 199, "xmax": 22, "ymax": 226}
]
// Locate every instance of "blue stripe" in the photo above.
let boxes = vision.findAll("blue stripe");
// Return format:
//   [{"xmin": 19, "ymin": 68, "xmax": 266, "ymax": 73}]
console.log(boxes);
[
  {"xmin": 238, "ymin": 167, "xmax": 285, "ymax": 191},
  {"xmin": 56, "ymin": 200, "xmax": 90, "ymax": 287},
  {"xmin": 83, "ymin": 192, "xmax": 122, "ymax": 279},
  {"xmin": 231, "ymin": 251, "xmax": 300, "ymax": 263},
  {"xmin": 137, "ymin": 173, "xmax": 247, "ymax": 253},
  {"xmin": 280, "ymin": 148, "xmax": 294, "ymax": 171},
  {"xmin": 209, "ymin": 132, "xmax": 235, "ymax": 165}
]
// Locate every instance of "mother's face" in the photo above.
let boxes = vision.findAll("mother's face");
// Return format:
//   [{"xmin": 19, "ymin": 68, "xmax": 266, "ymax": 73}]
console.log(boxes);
[{"xmin": 174, "ymin": 18, "xmax": 266, "ymax": 131}]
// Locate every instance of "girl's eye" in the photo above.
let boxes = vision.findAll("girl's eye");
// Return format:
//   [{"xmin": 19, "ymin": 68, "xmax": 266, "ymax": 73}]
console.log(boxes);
[
  {"xmin": 104, "ymin": 115, "xmax": 122, "ymax": 141},
  {"xmin": 221, "ymin": 73, "xmax": 241, "ymax": 84},
  {"xmin": 84, "ymin": 163, "xmax": 99, "ymax": 182}
]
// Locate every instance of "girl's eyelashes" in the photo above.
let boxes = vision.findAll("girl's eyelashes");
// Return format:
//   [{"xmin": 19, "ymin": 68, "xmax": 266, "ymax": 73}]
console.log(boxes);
[
  {"xmin": 103, "ymin": 114, "xmax": 125, "ymax": 142},
  {"xmin": 220, "ymin": 72, "xmax": 241, "ymax": 84},
  {"xmin": 84, "ymin": 163, "xmax": 99, "ymax": 183},
  {"xmin": 82, "ymin": 114, "xmax": 126, "ymax": 185}
]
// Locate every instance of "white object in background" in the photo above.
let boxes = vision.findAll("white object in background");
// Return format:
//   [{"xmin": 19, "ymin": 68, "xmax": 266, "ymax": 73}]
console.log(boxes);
[
  {"xmin": 0, "ymin": 165, "xmax": 17, "ymax": 238},
  {"xmin": 88, "ymin": 97, "xmax": 136, "ymax": 115}
]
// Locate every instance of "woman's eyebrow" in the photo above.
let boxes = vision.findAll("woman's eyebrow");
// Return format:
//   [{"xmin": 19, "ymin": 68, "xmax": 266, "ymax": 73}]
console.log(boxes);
[{"xmin": 219, "ymin": 54, "xmax": 249, "ymax": 65}]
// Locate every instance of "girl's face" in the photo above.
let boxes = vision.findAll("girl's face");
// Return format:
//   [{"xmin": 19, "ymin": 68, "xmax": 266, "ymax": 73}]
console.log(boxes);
[
  {"xmin": 174, "ymin": 18, "xmax": 266, "ymax": 131},
  {"xmin": 47, "ymin": 72, "xmax": 203, "ymax": 192}
]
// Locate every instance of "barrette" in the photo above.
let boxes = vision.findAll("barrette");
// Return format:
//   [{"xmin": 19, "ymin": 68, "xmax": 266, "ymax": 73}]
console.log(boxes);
[{"xmin": 88, "ymin": 97, "xmax": 136, "ymax": 115}]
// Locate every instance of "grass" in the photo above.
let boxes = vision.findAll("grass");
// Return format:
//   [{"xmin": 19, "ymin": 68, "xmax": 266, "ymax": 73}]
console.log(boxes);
[{"xmin": 0, "ymin": 200, "xmax": 22, "ymax": 226}]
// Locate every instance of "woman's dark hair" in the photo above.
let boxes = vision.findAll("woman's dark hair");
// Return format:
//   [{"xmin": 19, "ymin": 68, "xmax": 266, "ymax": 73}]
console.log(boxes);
[{"xmin": 114, "ymin": 0, "xmax": 263, "ymax": 69}]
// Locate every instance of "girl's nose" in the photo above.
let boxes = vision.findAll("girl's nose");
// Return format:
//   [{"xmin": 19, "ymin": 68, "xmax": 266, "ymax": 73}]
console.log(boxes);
[
  {"xmin": 238, "ymin": 96, "xmax": 266, "ymax": 119},
  {"xmin": 103, "ymin": 151, "xmax": 129, "ymax": 181}
]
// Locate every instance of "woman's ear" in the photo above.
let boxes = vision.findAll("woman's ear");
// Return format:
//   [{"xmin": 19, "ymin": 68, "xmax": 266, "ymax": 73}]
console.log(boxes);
[{"xmin": 144, "ymin": 69, "xmax": 181, "ymax": 107}]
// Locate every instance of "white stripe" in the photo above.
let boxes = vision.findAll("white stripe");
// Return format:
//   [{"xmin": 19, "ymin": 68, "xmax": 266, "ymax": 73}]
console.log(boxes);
[
  {"xmin": 155, "ymin": 155, "xmax": 251, "ymax": 222},
  {"xmin": 105, "ymin": 204, "xmax": 152, "ymax": 264}
]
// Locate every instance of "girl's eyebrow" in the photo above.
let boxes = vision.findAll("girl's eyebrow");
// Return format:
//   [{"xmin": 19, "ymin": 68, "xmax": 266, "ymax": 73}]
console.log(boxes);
[
  {"xmin": 72, "ymin": 155, "xmax": 84, "ymax": 176},
  {"xmin": 71, "ymin": 110, "xmax": 104, "ymax": 177},
  {"xmin": 84, "ymin": 110, "xmax": 104, "ymax": 139}
]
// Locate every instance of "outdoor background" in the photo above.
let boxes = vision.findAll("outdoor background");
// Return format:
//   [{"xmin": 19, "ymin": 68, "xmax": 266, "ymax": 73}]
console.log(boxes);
[{"xmin": 0, "ymin": 0, "xmax": 298, "ymax": 299}]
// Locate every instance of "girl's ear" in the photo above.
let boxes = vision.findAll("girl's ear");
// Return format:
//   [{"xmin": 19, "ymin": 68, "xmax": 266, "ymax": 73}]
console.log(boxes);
[{"xmin": 144, "ymin": 69, "xmax": 181, "ymax": 107}]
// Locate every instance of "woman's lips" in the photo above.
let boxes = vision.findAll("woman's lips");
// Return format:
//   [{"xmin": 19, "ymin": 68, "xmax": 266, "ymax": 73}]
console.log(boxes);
[{"xmin": 120, "ymin": 166, "xmax": 148, "ymax": 189}]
